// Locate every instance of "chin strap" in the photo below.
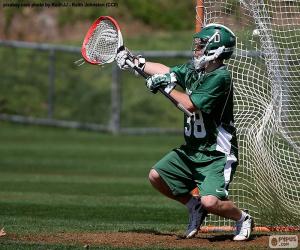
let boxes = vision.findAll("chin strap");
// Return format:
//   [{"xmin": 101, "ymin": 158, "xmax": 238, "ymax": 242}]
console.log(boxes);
[{"xmin": 194, "ymin": 46, "xmax": 225, "ymax": 70}]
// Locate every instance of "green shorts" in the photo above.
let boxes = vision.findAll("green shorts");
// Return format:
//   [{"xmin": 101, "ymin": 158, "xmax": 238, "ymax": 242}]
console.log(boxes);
[{"xmin": 153, "ymin": 147, "xmax": 237, "ymax": 200}]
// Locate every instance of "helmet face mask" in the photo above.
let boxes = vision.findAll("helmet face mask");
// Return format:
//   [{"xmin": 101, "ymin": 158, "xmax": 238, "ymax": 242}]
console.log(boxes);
[
  {"xmin": 193, "ymin": 38, "xmax": 208, "ymax": 51},
  {"xmin": 192, "ymin": 23, "xmax": 236, "ymax": 70}
]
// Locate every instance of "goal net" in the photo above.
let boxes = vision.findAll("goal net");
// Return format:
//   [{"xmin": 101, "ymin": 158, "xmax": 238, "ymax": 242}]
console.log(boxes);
[{"xmin": 196, "ymin": 0, "xmax": 300, "ymax": 230}]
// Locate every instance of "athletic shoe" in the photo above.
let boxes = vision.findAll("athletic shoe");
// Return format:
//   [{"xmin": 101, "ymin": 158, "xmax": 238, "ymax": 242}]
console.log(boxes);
[
  {"xmin": 185, "ymin": 198, "xmax": 207, "ymax": 238},
  {"xmin": 233, "ymin": 211, "xmax": 254, "ymax": 241}
]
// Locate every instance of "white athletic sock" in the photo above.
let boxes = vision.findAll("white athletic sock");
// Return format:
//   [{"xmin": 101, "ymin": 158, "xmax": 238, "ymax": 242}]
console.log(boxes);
[
  {"xmin": 185, "ymin": 197, "xmax": 199, "ymax": 211},
  {"xmin": 237, "ymin": 210, "xmax": 247, "ymax": 223}
]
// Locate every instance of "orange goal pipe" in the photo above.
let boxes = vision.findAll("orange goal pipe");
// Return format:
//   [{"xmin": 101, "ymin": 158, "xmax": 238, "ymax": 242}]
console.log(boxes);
[
  {"xmin": 195, "ymin": 0, "xmax": 204, "ymax": 32},
  {"xmin": 200, "ymin": 226, "xmax": 300, "ymax": 233}
]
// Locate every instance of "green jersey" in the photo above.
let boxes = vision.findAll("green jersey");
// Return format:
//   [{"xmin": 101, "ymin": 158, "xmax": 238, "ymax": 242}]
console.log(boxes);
[{"xmin": 170, "ymin": 62, "xmax": 238, "ymax": 157}]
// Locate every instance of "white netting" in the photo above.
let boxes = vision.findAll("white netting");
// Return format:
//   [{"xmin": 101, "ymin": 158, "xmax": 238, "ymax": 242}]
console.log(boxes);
[
  {"xmin": 85, "ymin": 19, "xmax": 119, "ymax": 64},
  {"xmin": 197, "ymin": 0, "xmax": 300, "ymax": 227}
]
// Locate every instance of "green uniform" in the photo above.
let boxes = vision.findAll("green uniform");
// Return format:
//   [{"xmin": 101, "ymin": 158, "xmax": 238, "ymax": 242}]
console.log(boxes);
[{"xmin": 154, "ymin": 62, "xmax": 238, "ymax": 200}]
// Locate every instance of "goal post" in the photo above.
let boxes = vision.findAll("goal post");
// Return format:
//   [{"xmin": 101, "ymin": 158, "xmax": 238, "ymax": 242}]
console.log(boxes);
[
  {"xmin": 195, "ymin": 0, "xmax": 300, "ymax": 232},
  {"xmin": 195, "ymin": 0, "xmax": 204, "ymax": 32}
]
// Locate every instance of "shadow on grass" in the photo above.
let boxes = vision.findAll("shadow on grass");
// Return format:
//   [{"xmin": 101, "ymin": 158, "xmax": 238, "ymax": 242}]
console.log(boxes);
[
  {"xmin": 117, "ymin": 229, "xmax": 271, "ymax": 242},
  {"xmin": 206, "ymin": 233, "xmax": 270, "ymax": 242}
]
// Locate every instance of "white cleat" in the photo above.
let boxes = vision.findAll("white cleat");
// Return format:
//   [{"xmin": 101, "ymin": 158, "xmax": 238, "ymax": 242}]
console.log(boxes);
[
  {"xmin": 233, "ymin": 212, "xmax": 254, "ymax": 241},
  {"xmin": 185, "ymin": 198, "xmax": 207, "ymax": 239}
]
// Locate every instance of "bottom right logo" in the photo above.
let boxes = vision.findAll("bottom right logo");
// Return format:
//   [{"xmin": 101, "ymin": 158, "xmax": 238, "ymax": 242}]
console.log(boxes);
[{"xmin": 269, "ymin": 235, "xmax": 298, "ymax": 249}]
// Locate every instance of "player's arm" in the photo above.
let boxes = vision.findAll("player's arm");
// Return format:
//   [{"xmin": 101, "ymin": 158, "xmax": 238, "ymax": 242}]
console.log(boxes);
[
  {"xmin": 169, "ymin": 89, "xmax": 197, "ymax": 112},
  {"xmin": 115, "ymin": 48, "xmax": 169, "ymax": 75},
  {"xmin": 131, "ymin": 57, "xmax": 170, "ymax": 75},
  {"xmin": 115, "ymin": 48, "xmax": 197, "ymax": 111},
  {"xmin": 143, "ymin": 62, "xmax": 170, "ymax": 75}
]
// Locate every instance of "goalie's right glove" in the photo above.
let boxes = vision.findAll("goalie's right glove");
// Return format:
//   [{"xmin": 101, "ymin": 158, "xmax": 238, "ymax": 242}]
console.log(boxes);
[
  {"xmin": 115, "ymin": 47, "xmax": 146, "ymax": 75},
  {"xmin": 115, "ymin": 47, "xmax": 134, "ymax": 70},
  {"xmin": 146, "ymin": 72, "xmax": 177, "ymax": 94}
]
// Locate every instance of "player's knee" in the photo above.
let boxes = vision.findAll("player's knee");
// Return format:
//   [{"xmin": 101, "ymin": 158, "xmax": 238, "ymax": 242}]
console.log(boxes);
[
  {"xmin": 148, "ymin": 168, "xmax": 160, "ymax": 185},
  {"xmin": 201, "ymin": 195, "xmax": 219, "ymax": 212}
]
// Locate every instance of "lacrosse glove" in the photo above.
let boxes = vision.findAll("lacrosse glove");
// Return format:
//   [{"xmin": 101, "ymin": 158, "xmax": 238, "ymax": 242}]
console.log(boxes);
[
  {"xmin": 115, "ymin": 47, "xmax": 146, "ymax": 75},
  {"xmin": 115, "ymin": 47, "xmax": 134, "ymax": 70},
  {"xmin": 146, "ymin": 73, "xmax": 177, "ymax": 94}
]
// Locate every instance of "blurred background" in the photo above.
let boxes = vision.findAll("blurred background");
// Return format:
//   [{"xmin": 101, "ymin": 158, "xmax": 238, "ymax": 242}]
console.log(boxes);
[
  {"xmin": 0, "ymin": 0, "xmax": 199, "ymax": 131},
  {"xmin": 0, "ymin": 0, "xmax": 245, "ymax": 132}
]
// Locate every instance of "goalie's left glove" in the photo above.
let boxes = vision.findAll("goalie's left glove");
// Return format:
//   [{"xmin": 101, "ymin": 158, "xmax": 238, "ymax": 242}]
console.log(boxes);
[{"xmin": 146, "ymin": 73, "xmax": 177, "ymax": 94}]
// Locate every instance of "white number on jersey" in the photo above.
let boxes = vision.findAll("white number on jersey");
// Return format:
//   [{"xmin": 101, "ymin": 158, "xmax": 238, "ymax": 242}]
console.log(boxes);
[{"xmin": 184, "ymin": 111, "xmax": 206, "ymax": 138}]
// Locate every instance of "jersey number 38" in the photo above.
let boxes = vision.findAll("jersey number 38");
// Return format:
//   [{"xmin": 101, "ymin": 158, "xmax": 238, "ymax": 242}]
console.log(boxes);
[{"xmin": 184, "ymin": 111, "xmax": 207, "ymax": 138}]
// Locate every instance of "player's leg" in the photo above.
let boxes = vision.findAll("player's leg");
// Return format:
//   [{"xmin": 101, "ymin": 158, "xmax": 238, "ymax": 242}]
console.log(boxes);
[
  {"xmin": 149, "ymin": 168, "xmax": 207, "ymax": 238},
  {"xmin": 201, "ymin": 195, "xmax": 241, "ymax": 220},
  {"xmin": 149, "ymin": 168, "xmax": 191, "ymax": 204},
  {"xmin": 149, "ymin": 150, "xmax": 207, "ymax": 238},
  {"xmin": 197, "ymin": 153, "xmax": 253, "ymax": 241},
  {"xmin": 201, "ymin": 196, "xmax": 253, "ymax": 240}
]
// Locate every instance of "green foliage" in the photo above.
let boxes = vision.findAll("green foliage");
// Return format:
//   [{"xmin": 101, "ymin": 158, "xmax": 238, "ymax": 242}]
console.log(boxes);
[
  {"xmin": 2, "ymin": 0, "xmax": 195, "ymax": 32},
  {"xmin": 0, "ymin": 47, "xmax": 49, "ymax": 116},
  {"xmin": 125, "ymin": 0, "xmax": 194, "ymax": 30},
  {"xmin": 56, "ymin": 0, "xmax": 194, "ymax": 30},
  {"xmin": 126, "ymin": 31, "xmax": 192, "ymax": 50},
  {"xmin": 57, "ymin": 6, "xmax": 109, "ymax": 27}
]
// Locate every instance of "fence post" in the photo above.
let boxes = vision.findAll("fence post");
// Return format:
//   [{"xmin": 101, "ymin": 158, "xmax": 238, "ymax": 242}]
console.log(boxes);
[
  {"xmin": 110, "ymin": 64, "xmax": 121, "ymax": 134},
  {"xmin": 48, "ymin": 49, "xmax": 55, "ymax": 119}
]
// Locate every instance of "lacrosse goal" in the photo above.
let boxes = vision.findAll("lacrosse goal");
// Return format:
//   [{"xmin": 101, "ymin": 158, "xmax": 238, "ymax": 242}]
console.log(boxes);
[{"xmin": 195, "ymin": 0, "xmax": 300, "ymax": 231}]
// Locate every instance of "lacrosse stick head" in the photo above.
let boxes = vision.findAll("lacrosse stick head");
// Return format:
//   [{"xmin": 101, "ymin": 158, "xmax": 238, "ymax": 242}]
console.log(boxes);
[{"xmin": 81, "ymin": 16, "xmax": 123, "ymax": 65}]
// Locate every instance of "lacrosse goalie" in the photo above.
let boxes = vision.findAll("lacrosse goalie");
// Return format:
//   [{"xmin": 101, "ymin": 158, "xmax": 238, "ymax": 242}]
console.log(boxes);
[{"xmin": 116, "ymin": 23, "xmax": 253, "ymax": 240}]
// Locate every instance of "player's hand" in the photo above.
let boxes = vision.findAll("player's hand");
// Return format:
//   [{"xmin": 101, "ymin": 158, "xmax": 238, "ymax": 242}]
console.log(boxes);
[
  {"xmin": 115, "ymin": 47, "xmax": 133, "ymax": 70},
  {"xmin": 146, "ymin": 73, "xmax": 177, "ymax": 94}
]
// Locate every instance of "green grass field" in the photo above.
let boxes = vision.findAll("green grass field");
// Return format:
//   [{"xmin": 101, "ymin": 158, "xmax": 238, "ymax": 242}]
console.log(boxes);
[
  {"xmin": 0, "ymin": 122, "xmax": 193, "ymax": 249},
  {"xmin": 0, "ymin": 122, "xmax": 297, "ymax": 249}
]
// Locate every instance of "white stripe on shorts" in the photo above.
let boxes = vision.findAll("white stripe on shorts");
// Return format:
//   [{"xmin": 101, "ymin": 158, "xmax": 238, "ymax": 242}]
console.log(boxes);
[{"xmin": 224, "ymin": 154, "xmax": 237, "ymax": 190}]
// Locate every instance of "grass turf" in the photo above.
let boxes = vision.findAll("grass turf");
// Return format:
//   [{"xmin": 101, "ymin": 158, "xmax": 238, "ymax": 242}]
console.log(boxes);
[
  {"xmin": 0, "ymin": 123, "xmax": 286, "ymax": 249},
  {"xmin": 0, "ymin": 122, "xmax": 192, "ymax": 247}
]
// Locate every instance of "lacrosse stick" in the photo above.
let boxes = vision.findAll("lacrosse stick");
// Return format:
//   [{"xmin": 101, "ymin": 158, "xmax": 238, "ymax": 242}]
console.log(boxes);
[{"xmin": 81, "ymin": 16, "xmax": 193, "ymax": 117}]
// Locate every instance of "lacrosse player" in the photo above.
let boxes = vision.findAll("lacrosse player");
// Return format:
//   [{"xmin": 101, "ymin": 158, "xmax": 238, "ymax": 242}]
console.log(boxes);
[{"xmin": 116, "ymin": 23, "xmax": 253, "ymax": 240}]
